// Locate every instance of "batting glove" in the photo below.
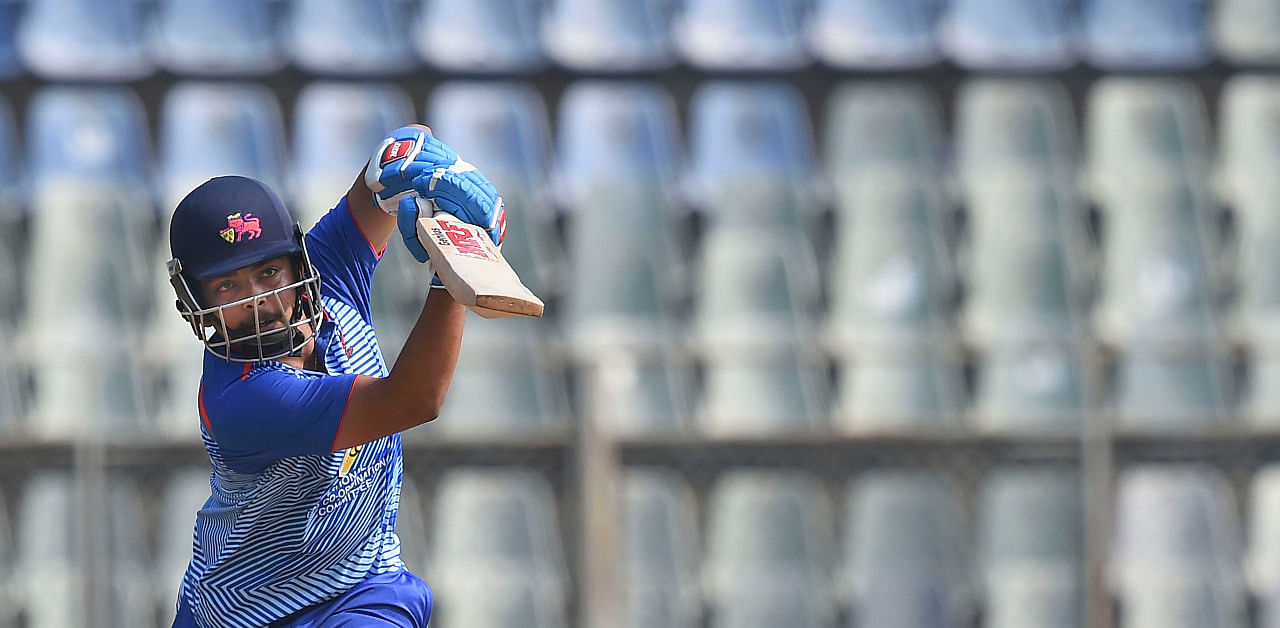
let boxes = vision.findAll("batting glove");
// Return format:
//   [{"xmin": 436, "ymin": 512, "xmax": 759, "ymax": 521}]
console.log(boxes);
[
  {"xmin": 397, "ymin": 160, "xmax": 506, "ymax": 264},
  {"xmin": 364, "ymin": 125, "xmax": 459, "ymax": 215}
]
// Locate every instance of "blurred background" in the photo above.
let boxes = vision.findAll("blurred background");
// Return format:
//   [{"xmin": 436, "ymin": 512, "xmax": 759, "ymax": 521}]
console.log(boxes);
[{"xmin": 0, "ymin": 0, "xmax": 1275, "ymax": 627}]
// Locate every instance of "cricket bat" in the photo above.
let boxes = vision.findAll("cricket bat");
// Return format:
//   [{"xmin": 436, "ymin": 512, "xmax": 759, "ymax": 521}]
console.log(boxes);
[{"xmin": 414, "ymin": 198, "xmax": 544, "ymax": 318}]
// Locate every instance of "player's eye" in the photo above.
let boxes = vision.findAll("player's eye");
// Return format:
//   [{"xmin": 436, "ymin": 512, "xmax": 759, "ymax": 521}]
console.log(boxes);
[
  {"xmin": 215, "ymin": 280, "xmax": 235, "ymax": 294},
  {"xmin": 262, "ymin": 267, "xmax": 279, "ymax": 278}
]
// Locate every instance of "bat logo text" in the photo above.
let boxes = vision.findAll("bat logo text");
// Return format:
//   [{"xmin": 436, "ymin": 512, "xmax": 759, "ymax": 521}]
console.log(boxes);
[{"xmin": 438, "ymin": 220, "xmax": 494, "ymax": 260}]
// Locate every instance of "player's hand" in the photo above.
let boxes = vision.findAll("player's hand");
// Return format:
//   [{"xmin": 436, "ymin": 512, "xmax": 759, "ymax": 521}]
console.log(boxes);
[
  {"xmin": 364, "ymin": 125, "xmax": 458, "ymax": 215},
  {"xmin": 396, "ymin": 162, "xmax": 506, "ymax": 264}
]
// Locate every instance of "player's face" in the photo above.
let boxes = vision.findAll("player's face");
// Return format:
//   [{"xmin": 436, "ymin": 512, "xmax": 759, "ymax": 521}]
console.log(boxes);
[{"xmin": 199, "ymin": 255, "xmax": 298, "ymax": 339}]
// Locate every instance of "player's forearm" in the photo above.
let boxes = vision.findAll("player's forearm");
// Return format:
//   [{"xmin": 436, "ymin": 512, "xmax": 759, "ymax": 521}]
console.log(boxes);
[
  {"xmin": 346, "ymin": 167, "xmax": 396, "ymax": 253},
  {"xmin": 384, "ymin": 288, "xmax": 467, "ymax": 419}
]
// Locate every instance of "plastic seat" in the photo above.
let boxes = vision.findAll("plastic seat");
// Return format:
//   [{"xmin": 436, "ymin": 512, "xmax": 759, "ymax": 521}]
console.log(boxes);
[
  {"xmin": 844, "ymin": 472, "xmax": 971, "ymax": 625},
  {"xmin": 688, "ymin": 82, "xmax": 819, "ymax": 227},
  {"xmin": 0, "ymin": 343, "xmax": 20, "ymax": 437},
  {"xmin": 1113, "ymin": 346, "xmax": 1232, "ymax": 429},
  {"xmin": 978, "ymin": 469, "xmax": 1081, "ymax": 573},
  {"xmin": 16, "ymin": 0, "xmax": 151, "ymax": 80},
  {"xmin": 286, "ymin": 0, "xmax": 416, "ymax": 75},
  {"xmin": 397, "ymin": 475, "xmax": 429, "ymax": 576},
  {"xmin": 16, "ymin": 471, "xmax": 80, "ymax": 626},
  {"xmin": 711, "ymin": 577, "xmax": 833, "ymax": 628},
  {"xmin": 984, "ymin": 566, "xmax": 1081, "ymax": 628},
  {"xmin": 412, "ymin": 0, "xmax": 546, "ymax": 73},
  {"xmin": 1111, "ymin": 466, "xmax": 1244, "ymax": 595},
  {"xmin": 432, "ymin": 324, "xmax": 568, "ymax": 441},
  {"xmin": 587, "ymin": 351, "xmax": 692, "ymax": 436},
  {"xmin": 971, "ymin": 341, "xmax": 1087, "ymax": 433},
  {"xmin": 428, "ymin": 82, "xmax": 555, "ymax": 300},
  {"xmin": 954, "ymin": 80, "xmax": 1076, "ymax": 188},
  {"xmin": 431, "ymin": 468, "xmax": 567, "ymax": 596},
  {"xmin": 1248, "ymin": 466, "xmax": 1280, "ymax": 597},
  {"xmin": 435, "ymin": 572, "xmax": 566, "ymax": 628},
  {"xmin": 556, "ymin": 81, "xmax": 680, "ymax": 200},
  {"xmin": 827, "ymin": 173, "xmax": 953, "ymax": 350},
  {"xmin": 1079, "ymin": 0, "xmax": 1211, "ymax": 70},
  {"xmin": 151, "ymin": 0, "xmax": 283, "ymax": 75},
  {"xmin": 699, "ymin": 347, "xmax": 827, "ymax": 436},
  {"xmin": 1229, "ymin": 181, "xmax": 1280, "ymax": 347},
  {"xmin": 705, "ymin": 471, "xmax": 832, "ymax": 597},
  {"xmin": 961, "ymin": 177, "xmax": 1087, "ymax": 343},
  {"xmin": 290, "ymin": 82, "xmax": 413, "ymax": 226},
  {"xmin": 1119, "ymin": 573, "xmax": 1248, "ymax": 628},
  {"xmin": 808, "ymin": 0, "xmax": 941, "ymax": 70},
  {"xmin": 1093, "ymin": 177, "xmax": 1221, "ymax": 346},
  {"xmin": 0, "ymin": 95, "xmax": 21, "ymax": 327},
  {"xmin": 155, "ymin": 468, "xmax": 207, "ymax": 624},
  {"xmin": 1243, "ymin": 352, "xmax": 1280, "ymax": 426},
  {"xmin": 1085, "ymin": 78, "xmax": 1210, "ymax": 200},
  {"xmin": 674, "ymin": 0, "xmax": 808, "ymax": 70},
  {"xmin": 833, "ymin": 345, "xmax": 965, "ymax": 433},
  {"xmin": 825, "ymin": 82, "xmax": 943, "ymax": 181},
  {"xmin": 104, "ymin": 477, "xmax": 154, "ymax": 628},
  {"xmin": 27, "ymin": 87, "xmax": 150, "ymax": 188},
  {"xmin": 0, "ymin": 3, "xmax": 22, "ymax": 79},
  {"xmin": 1213, "ymin": 0, "xmax": 1280, "ymax": 64},
  {"xmin": 622, "ymin": 470, "xmax": 699, "ymax": 628},
  {"xmin": 1219, "ymin": 76, "xmax": 1280, "ymax": 203},
  {"xmin": 158, "ymin": 82, "xmax": 286, "ymax": 216},
  {"xmin": 541, "ymin": 0, "xmax": 675, "ymax": 71},
  {"xmin": 939, "ymin": 0, "xmax": 1074, "ymax": 70}
]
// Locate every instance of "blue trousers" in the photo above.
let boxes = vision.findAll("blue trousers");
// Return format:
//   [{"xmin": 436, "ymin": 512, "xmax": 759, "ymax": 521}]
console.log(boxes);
[{"xmin": 173, "ymin": 570, "xmax": 432, "ymax": 627}]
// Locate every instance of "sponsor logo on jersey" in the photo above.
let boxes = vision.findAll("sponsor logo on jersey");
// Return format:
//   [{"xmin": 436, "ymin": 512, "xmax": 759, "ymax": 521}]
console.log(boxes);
[
  {"xmin": 219, "ymin": 212, "xmax": 263, "ymax": 243},
  {"xmin": 438, "ymin": 220, "xmax": 493, "ymax": 260},
  {"xmin": 380, "ymin": 139, "xmax": 415, "ymax": 167},
  {"xmin": 338, "ymin": 444, "xmax": 363, "ymax": 477}
]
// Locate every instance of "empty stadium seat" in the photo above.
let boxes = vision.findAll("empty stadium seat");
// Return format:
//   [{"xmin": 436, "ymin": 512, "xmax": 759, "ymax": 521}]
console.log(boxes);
[
  {"xmin": 1118, "ymin": 573, "xmax": 1248, "ymax": 628},
  {"xmin": 833, "ymin": 345, "xmax": 965, "ymax": 433},
  {"xmin": 1229, "ymin": 181, "xmax": 1280, "ymax": 347},
  {"xmin": 843, "ymin": 471, "xmax": 972, "ymax": 626},
  {"xmin": 1248, "ymin": 466, "xmax": 1280, "ymax": 598},
  {"xmin": 16, "ymin": 0, "xmax": 151, "ymax": 80},
  {"xmin": 286, "ymin": 0, "xmax": 416, "ymax": 75},
  {"xmin": 688, "ymin": 81, "xmax": 820, "ymax": 228},
  {"xmin": 939, "ymin": 0, "xmax": 1075, "ymax": 70},
  {"xmin": 1213, "ymin": 0, "xmax": 1280, "ymax": 64},
  {"xmin": 960, "ymin": 176, "xmax": 1087, "ymax": 343},
  {"xmin": 705, "ymin": 471, "xmax": 832, "ymax": 597},
  {"xmin": 16, "ymin": 471, "xmax": 81, "ymax": 625},
  {"xmin": 431, "ymin": 468, "xmax": 568, "ymax": 598},
  {"xmin": 673, "ymin": 0, "xmax": 809, "ymax": 70},
  {"xmin": 587, "ymin": 351, "xmax": 692, "ymax": 436},
  {"xmin": 1112, "ymin": 346, "xmax": 1232, "ymax": 429},
  {"xmin": 431, "ymin": 318, "xmax": 569, "ymax": 441},
  {"xmin": 711, "ymin": 576, "xmax": 835, "ymax": 628},
  {"xmin": 143, "ymin": 265, "xmax": 204, "ymax": 441},
  {"xmin": 954, "ymin": 80, "xmax": 1076, "ymax": 189},
  {"xmin": 1244, "ymin": 352, "xmax": 1280, "ymax": 426},
  {"xmin": 808, "ymin": 0, "xmax": 941, "ymax": 70},
  {"xmin": 1092, "ymin": 177, "xmax": 1222, "ymax": 346},
  {"xmin": 1085, "ymin": 78, "xmax": 1210, "ymax": 200},
  {"xmin": 984, "ymin": 571, "xmax": 1080, "ymax": 628},
  {"xmin": 541, "ymin": 0, "xmax": 676, "ymax": 71},
  {"xmin": 0, "ymin": 4, "xmax": 20, "ymax": 79},
  {"xmin": 435, "ymin": 571, "xmax": 566, "ymax": 628},
  {"xmin": 412, "ymin": 0, "xmax": 546, "ymax": 73},
  {"xmin": 1079, "ymin": 0, "xmax": 1211, "ymax": 70},
  {"xmin": 396, "ymin": 475, "xmax": 429, "ymax": 576},
  {"xmin": 971, "ymin": 341, "xmax": 1087, "ymax": 433},
  {"xmin": 827, "ymin": 173, "xmax": 953, "ymax": 350},
  {"xmin": 1111, "ymin": 466, "xmax": 1244, "ymax": 596},
  {"xmin": 155, "ymin": 468, "xmax": 207, "ymax": 625},
  {"xmin": 1218, "ymin": 75, "xmax": 1280, "ymax": 205},
  {"xmin": 290, "ymin": 82, "xmax": 413, "ymax": 227},
  {"xmin": 151, "ymin": 0, "xmax": 283, "ymax": 76},
  {"xmin": 104, "ymin": 477, "xmax": 156, "ymax": 628},
  {"xmin": 27, "ymin": 87, "xmax": 150, "ymax": 187},
  {"xmin": 622, "ymin": 470, "xmax": 699, "ymax": 628},
  {"xmin": 825, "ymin": 82, "xmax": 944, "ymax": 180},
  {"xmin": 978, "ymin": 469, "xmax": 1081, "ymax": 574},
  {"xmin": 699, "ymin": 347, "xmax": 828, "ymax": 436},
  {"xmin": 428, "ymin": 81, "xmax": 556, "ymax": 300},
  {"xmin": 158, "ymin": 82, "xmax": 286, "ymax": 216}
]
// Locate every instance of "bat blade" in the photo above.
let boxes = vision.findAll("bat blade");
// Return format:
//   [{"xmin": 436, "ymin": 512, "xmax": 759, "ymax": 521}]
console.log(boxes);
[{"xmin": 415, "ymin": 207, "xmax": 544, "ymax": 318}]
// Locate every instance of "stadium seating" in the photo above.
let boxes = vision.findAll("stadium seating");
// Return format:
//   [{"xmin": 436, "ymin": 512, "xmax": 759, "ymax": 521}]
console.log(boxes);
[
  {"xmin": 16, "ymin": 471, "xmax": 81, "ymax": 626},
  {"xmin": 155, "ymin": 468, "xmax": 208, "ymax": 625},
  {"xmin": 104, "ymin": 476, "xmax": 157, "ymax": 628},
  {"xmin": 396, "ymin": 475, "xmax": 429, "ymax": 576},
  {"xmin": 807, "ymin": 0, "xmax": 941, "ymax": 70},
  {"xmin": 1213, "ymin": 0, "xmax": 1280, "ymax": 64},
  {"xmin": 970, "ymin": 341, "xmax": 1088, "ymax": 432},
  {"xmin": 954, "ymin": 80, "xmax": 1076, "ymax": 191},
  {"xmin": 286, "ymin": 0, "xmax": 417, "ymax": 75},
  {"xmin": 412, "ymin": 0, "xmax": 546, "ymax": 73},
  {"xmin": 673, "ymin": 0, "xmax": 809, "ymax": 71},
  {"xmin": 1079, "ymin": 0, "xmax": 1211, "ymax": 70},
  {"xmin": 833, "ymin": 345, "xmax": 966, "ymax": 433},
  {"xmin": 825, "ymin": 82, "xmax": 944, "ymax": 179},
  {"xmin": 586, "ymin": 351, "xmax": 693, "ymax": 437},
  {"xmin": 541, "ymin": 0, "xmax": 676, "ymax": 71},
  {"xmin": 16, "ymin": 0, "xmax": 152, "ymax": 80},
  {"xmin": 939, "ymin": 0, "xmax": 1076, "ymax": 71},
  {"xmin": 621, "ymin": 469, "xmax": 699, "ymax": 628},
  {"xmin": 0, "ymin": 4, "xmax": 19, "ymax": 80},
  {"xmin": 151, "ymin": 0, "xmax": 284, "ymax": 76}
]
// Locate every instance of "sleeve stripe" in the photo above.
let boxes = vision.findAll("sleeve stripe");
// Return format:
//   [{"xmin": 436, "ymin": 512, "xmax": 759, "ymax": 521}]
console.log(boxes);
[
  {"xmin": 329, "ymin": 376, "xmax": 360, "ymax": 454},
  {"xmin": 346, "ymin": 194, "xmax": 386, "ymax": 260}
]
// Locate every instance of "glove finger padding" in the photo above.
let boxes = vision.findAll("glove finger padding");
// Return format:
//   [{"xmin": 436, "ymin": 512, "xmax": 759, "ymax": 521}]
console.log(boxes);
[
  {"xmin": 415, "ymin": 161, "xmax": 504, "ymax": 245},
  {"xmin": 396, "ymin": 196, "xmax": 447, "ymax": 288},
  {"xmin": 366, "ymin": 128, "xmax": 459, "ymax": 214}
]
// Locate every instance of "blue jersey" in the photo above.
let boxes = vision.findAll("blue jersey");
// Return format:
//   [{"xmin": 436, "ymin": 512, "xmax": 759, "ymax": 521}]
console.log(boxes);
[{"xmin": 178, "ymin": 197, "xmax": 407, "ymax": 628}]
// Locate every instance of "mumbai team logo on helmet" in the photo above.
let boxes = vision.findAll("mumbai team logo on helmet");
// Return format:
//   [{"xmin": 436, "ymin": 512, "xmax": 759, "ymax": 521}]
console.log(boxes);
[{"xmin": 219, "ymin": 212, "xmax": 263, "ymax": 243}]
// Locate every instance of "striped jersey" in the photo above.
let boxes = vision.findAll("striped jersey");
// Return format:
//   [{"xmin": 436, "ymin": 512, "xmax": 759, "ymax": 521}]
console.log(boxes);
[{"xmin": 178, "ymin": 196, "xmax": 406, "ymax": 628}]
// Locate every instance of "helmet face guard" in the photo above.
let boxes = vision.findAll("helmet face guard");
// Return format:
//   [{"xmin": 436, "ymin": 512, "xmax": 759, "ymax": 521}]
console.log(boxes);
[{"xmin": 168, "ymin": 231, "xmax": 324, "ymax": 363}]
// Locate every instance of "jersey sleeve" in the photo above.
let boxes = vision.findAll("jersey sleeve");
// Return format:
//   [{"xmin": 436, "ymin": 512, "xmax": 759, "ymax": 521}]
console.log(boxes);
[
  {"xmin": 202, "ymin": 367, "xmax": 360, "ymax": 475},
  {"xmin": 305, "ymin": 194, "xmax": 384, "ymax": 323}
]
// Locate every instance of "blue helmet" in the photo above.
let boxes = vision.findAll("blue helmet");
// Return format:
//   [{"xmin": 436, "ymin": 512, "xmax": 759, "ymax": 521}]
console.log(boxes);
[{"xmin": 166, "ymin": 175, "xmax": 323, "ymax": 362}]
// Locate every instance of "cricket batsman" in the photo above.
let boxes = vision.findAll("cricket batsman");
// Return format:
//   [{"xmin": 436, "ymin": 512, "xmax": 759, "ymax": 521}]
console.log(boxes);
[{"xmin": 164, "ymin": 124, "xmax": 503, "ymax": 627}]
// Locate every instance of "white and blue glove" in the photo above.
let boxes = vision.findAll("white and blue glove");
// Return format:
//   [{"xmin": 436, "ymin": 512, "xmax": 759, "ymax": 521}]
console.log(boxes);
[{"xmin": 366, "ymin": 126, "xmax": 506, "ymax": 266}]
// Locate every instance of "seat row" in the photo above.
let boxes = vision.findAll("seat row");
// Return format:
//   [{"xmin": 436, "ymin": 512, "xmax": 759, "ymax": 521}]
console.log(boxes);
[
  {"xmin": 2, "ymin": 463, "xmax": 1272, "ymax": 628},
  {"xmin": 2, "ymin": 0, "xmax": 1278, "ymax": 79}
]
